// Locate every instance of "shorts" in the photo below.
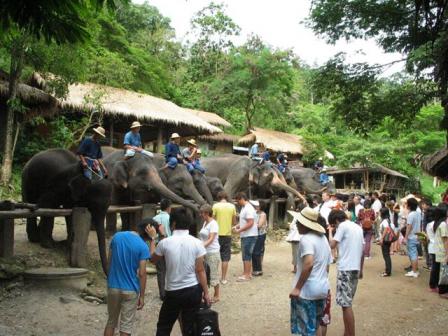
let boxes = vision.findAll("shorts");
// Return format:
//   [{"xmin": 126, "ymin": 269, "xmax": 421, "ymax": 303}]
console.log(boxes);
[
  {"xmin": 106, "ymin": 288, "xmax": 139, "ymax": 334},
  {"xmin": 219, "ymin": 236, "xmax": 232, "ymax": 262},
  {"xmin": 320, "ymin": 290, "xmax": 331, "ymax": 326},
  {"xmin": 407, "ymin": 238, "xmax": 420, "ymax": 261},
  {"xmin": 290, "ymin": 297, "xmax": 326, "ymax": 336},
  {"xmin": 205, "ymin": 252, "xmax": 221, "ymax": 287},
  {"xmin": 241, "ymin": 236, "xmax": 257, "ymax": 261},
  {"xmin": 336, "ymin": 271, "xmax": 359, "ymax": 307}
]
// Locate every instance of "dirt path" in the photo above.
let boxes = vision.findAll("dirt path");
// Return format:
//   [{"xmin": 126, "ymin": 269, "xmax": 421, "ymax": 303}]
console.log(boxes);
[{"xmin": 1, "ymin": 221, "xmax": 448, "ymax": 335}]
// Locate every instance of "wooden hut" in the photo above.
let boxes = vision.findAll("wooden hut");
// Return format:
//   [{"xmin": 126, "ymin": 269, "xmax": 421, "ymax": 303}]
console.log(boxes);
[
  {"xmin": 237, "ymin": 127, "xmax": 304, "ymax": 163},
  {"xmin": 59, "ymin": 83, "xmax": 222, "ymax": 152},
  {"xmin": 326, "ymin": 164, "xmax": 409, "ymax": 196},
  {"xmin": 421, "ymin": 147, "xmax": 448, "ymax": 180}
]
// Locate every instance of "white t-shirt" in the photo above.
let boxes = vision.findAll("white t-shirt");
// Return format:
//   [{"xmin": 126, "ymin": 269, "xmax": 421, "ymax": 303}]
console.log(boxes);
[
  {"xmin": 199, "ymin": 220, "xmax": 220, "ymax": 254},
  {"xmin": 355, "ymin": 204, "xmax": 364, "ymax": 217},
  {"xmin": 239, "ymin": 203, "xmax": 258, "ymax": 238},
  {"xmin": 292, "ymin": 233, "xmax": 331, "ymax": 300},
  {"xmin": 426, "ymin": 221, "xmax": 435, "ymax": 254},
  {"xmin": 319, "ymin": 200, "xmax": 334, "ymax": 224},
  {"xmin": 155, "ymin": 230, "xmax": 206, "ymax": 291},
  {"xmin": 333, "ymin": 220, "xmax": 364, "ymax": 271},
  {"xmin": 372, "ymin": 199, "xmax": 382, "ymax": 214}
]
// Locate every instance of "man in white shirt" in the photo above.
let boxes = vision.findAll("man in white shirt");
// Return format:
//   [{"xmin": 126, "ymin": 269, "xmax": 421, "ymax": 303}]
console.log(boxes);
[
  {"xmin": 318, "ymin": 192, "xmax": 334, "ymax": 224},
  {"xmin": 150, "ymin": 207, "xmax": 210, "ymax": 336},
  {"xmin": 289, "ymin": 207, "xmax": 331, "ymax": 336},
  {"xmin": 233, "ymin": 192, "xmax": 258, "ymax": 281},
  {"xmin": 353, "ymin": 196, "xmax": 364, "ymax": 219},
  {"xmin": 328, "ymin": 210, "xmax": 364, "ymax": 336},
  {"xmin": 371, "ymin": 192, "xmax": 383, "ymax": 241}
]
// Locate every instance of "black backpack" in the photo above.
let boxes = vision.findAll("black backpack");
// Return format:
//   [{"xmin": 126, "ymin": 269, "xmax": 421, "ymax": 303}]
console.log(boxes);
[{"xmin": 195, "ymin": 304, "xmax": 221, "ymax": 336}]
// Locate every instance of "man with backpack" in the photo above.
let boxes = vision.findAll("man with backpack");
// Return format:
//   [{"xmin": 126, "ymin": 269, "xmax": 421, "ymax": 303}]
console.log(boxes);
[{"xmin": 357, "ymin": 200, "xmax": 375, "ymax": 259}]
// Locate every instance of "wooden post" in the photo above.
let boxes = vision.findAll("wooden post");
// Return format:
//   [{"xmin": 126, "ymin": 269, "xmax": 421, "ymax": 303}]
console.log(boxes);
[
  {"xmin": 106, "ymin": 213, "xmax": 117, "ymax": 238},
  {"xmin": 157, "ymin": 128, "xmax": 163, "ymax": 153},
  {"xmin": 0, "ymin": 218, "xmax": 14, "ymax": 257},
  {"xmin": 70, "ymin": 207, "xmax": 91, "ymax": 268},
  {"xmin": 142, "ymin": 203, "xmax": 157, "ymax": 219},
  {"xmin": 109, "ymin": 122, "xmax": 114, "ymax": 146}
]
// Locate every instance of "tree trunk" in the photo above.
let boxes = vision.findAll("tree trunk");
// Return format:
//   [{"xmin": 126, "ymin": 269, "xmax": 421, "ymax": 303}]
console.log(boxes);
[{"xmin": 1, "ymin": 35, "xmax": 26, "ymax": 186}]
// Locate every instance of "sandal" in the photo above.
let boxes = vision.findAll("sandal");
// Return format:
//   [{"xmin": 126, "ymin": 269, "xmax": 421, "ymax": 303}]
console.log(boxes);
[
  {"xmin": 381, "ymin": 272, "xmax": 390, "ymax": 277},
  {"xmin": 236, "ymin": 276, "xmax": 250, "ymax": 282},
  {"xmin": 211, "ymin": 297, "xmax": 220, "ymax": 304}
]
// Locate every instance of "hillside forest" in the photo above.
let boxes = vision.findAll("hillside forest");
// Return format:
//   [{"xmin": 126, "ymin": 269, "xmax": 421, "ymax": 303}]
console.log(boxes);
[{"xmin": 0, "ymin": 1, "xmax": 447, "ymax": 201}]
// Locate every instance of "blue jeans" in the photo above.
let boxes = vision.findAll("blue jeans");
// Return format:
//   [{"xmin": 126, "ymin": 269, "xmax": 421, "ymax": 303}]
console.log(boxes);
[
  {"xmin": 83, "ymin": 158, "xmax": 103, "ymax": 180},
  {"xmin": 166, "ymin": 157, "xmax": 178, "ymax": 169},
  {"xmin": 241, "ymin": 236, "xmax": 257, "ymax": 261},
  {"xmin": 407, "ymin": 238, "xmax": 420, "ymax": 262},
  {"xmin": 252, "ymin": 233, "xmax": 266, "ymax": 272}
]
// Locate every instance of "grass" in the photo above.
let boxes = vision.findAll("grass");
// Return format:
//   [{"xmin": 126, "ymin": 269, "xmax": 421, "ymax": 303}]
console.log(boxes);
[
  {"xmin": 419, "ymin": 171, "xmax": 448, "ymax": 204},
  {"xmin": 0, "ymin": 167, "xmax": 22, "ymax": 202}
]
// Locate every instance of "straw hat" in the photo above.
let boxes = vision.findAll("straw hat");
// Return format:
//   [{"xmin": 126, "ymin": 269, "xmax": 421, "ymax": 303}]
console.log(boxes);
[
  {"xmin": 249, "ymin": 200, "xmax": 260, "ymax": 207},
  {"xmin": 288, "ymin": 207, "xmax": 325, "ymax": 234},
  {"xmin": 130, "ymin": 121, "xmax": 142, "ymax": 129},
  {"xmin": 170, "ymin": 133, "xmax": 180, "ymax": 139},
  {"xmin": 187, "ymin": 139, "xmax": 197, "ymax": 147},
  {"xmin": 93, "ymin": 126, "xmax": 106, "ymax": 138}
]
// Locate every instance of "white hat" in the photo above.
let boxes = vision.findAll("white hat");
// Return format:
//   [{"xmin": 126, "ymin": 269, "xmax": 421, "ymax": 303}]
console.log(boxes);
[
  {"xmin": 187, "ymin": 139, "xmax": 197, "ymax": 146},
  {"xmin": 130, "ymin": 121, "xmax": 142, "ymax": 129},
  {"xmin": 288, "ymin": 207, "xmax": 325, "ymax": 234},
  {"xmin": 249, "ymin": 200, "xmax": 260, "ymax": 207},
  {"xmin": 93, "ymin": 126, "xmax": 106, "ymax": 138},
  {"xmin": 170, "ymin": 133, "xmax": 180, "ymax": 139}
]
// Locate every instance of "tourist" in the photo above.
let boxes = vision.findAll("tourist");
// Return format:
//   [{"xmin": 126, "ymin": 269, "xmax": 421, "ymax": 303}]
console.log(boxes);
[
  {"xmin": 233, "ymin": 192, "xmax": 258, "ymax": 281},
  {"xmin": 123, "ymin": 121, "xmax": 154, "ymax": 159},
  {"xmin": 386, "ymin": 201, "xmax": 400, "ymax": 254},
  {"xmin": 420, "ymin": 198, "xmax": 433, "ymax": 269},
  {"xmin": 150, "ymin": 207, "xmax": 210, "ymax": 335},
  {"xmin": 357, "ymin": 200, "xmax": 375, "ymax": 259},
  {"xmin": 289, "ymin": 207, "xmax": 331, "ymax": 336},
  {"xmin": 433, "ymin": 204, "xmax": 448, "ymax": 298},
  {"xmin": 426, "ymin": 206, "xmax": 438, "ymax": 292},
  {"xmin": 371, "ymin": 192, "xmax": 383, "ymax": 241},
  {"xmin": 182, "ymin": 138, "xmax": 205, "ymax": 173},
  {"xmin": 77, "ymin": 126, "xmax": 108, "ymax": 180},
  {"xmin": 212, "ymin": 191, "xmax": 236, "ymax": 284},
  {"xmin": 164, "ymin": 133, "xmax": 182, "ymax": 169},
  {"xmin": 198, "ymin": 204, "xmax": 221, "ymax": 303},
  {"xmin": 252, "ymin": 200, "xmax": 268, "ymax": 276},
  {"xmin": 318, "ymin": 191, "xmax": 334, "ymax": 225},
  {"xmin": 328, "ymin": 209, "xmax": 364, "ymax": 336},
  {"xmin": 286, "ymin": 211, "xmax": 301, "ymax": 273},
  {"xmin": 347, "ymin": 200, "xmax": 357, "ymax": 222},
  {"xmin": 103, "ymin": 219, "xmax": 155, "ymax": 336},
  {"xmin": 379, "ymin": 207, "xmax": 397, "ymax": 277},
  {"xmin": 353, "ymin": 196, "xmax": 364, "ymax": 219},
  {"xmin": 404, "ymin": 197, "xmax": 422, "ymax": 278},
  {"xmin": 152, "ymin": 199, "xmax": 172, "ymax": 301}
]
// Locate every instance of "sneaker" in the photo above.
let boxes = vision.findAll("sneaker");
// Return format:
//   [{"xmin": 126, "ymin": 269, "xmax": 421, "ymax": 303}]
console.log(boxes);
[
  {"xmin": 405, "ymin": 271, "xmax": 419, "ymax": 278},
  {"xmin": 365, "ymin": 256, "xmax": 371, "ymax": 260},
  {"xmin": 220, "ymin": 279, "xmax": 228, "ymax": 285}
]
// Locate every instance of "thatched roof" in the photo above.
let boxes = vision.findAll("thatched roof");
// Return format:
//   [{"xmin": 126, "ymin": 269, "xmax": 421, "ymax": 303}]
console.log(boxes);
[
  {"xmin": 60, "ymin": 83, "xmax": 222, "ymax": 135},
  {"xmin": 326, "ymin": 164, "xmax": 408, "ymax": 179},
  {"xmin": 237, "ymin": 127, "xmax": 303, "ymax": 155},
  {"xmin": 421, "ymin": 147, "xmax": 448, "ymax": 179},
  {"xmin": 184, "ymin": 108, "xmax": 232, "ymax": 128},
  {"xmin": 0, "ymin": 80, "xmax": 58, "ymax": 107},
  {"xmin": 198, "ymin": 133, "xmax": 240, "ymax": 144}
]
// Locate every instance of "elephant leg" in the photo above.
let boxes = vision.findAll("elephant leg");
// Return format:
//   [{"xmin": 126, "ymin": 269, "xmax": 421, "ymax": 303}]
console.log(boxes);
[
  {"xmin": 26, "ymin": 218, "xmax": 40, "ymax": 243},
  {"xmin": 39, "ymin": 216, "xmax": 55, "ymax": 248},
  {"xmin": 120, "ymin": 213, "xmax": 131, "ymax": 231}
]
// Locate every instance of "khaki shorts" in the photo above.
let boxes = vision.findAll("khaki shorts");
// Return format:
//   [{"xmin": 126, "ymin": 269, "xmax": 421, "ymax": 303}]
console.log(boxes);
[
  {"xmin": 106, "ymin": 288, "xmax": 139, "ymax": 334},
  {"xmin": 205, "ymin": 252, "xmax": 221, "ymax": 287}
]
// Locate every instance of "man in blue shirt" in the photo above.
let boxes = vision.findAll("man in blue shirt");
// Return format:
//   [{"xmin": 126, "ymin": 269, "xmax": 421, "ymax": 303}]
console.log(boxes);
[
  {"xmin": 124, "ymin": 121, "xmax": 154, "ymax": 159},
  {"xmin": 249, "ymin": 140, "xmax": 262, "ymax": 159},
  {"xmin": 104, "ymin": 219, "xmax": 157, "ymax": 336},
  {"xmin": 164, "ymin": 133, "xmax": 182, "ymax": 169},
  {"xmin": 276, "ymin": 152, "xmax": 288, "ymax": 173},
  {"xmin": 77, "ymin": 126, "xmax": 108, "ymax": 180}
]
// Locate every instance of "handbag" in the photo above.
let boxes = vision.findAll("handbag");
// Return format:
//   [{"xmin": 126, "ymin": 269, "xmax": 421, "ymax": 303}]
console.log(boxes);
[
  {"xmin": 383, "ymin": 220, "xmax": 398, "ymax": 243},
  {"xmin": 439, "ymin": 263, "xmax": 448, "ymax": 286},
  {"xmin": 195, "ymin": 304, "xmax": 221, "ymax": 336}
]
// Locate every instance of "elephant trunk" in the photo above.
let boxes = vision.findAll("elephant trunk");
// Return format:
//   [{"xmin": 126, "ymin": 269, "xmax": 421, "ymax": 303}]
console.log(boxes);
[
  {"xmin": 271, "ymin": 174, "xmax": 306, "ymax": 202},
  {"xmin": 183, "ymin": 183, "xmax": 207, "ymax": 206},
  {"xmin": 196, "ymin": 179, "xmax": 214, "ymax": 204},
  {"xmin": 92, "ymin": 211, "xmax": 108, "ymax": 275},
  {"xmin": 302, "ymin": 185, "xmax": 327, "ymax": 194}
]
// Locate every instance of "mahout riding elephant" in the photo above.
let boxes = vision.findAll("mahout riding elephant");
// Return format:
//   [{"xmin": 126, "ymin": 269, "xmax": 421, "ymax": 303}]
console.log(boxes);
[
  {"xmin": 151, "ymin": 154, "xmax": 212, "ymax": 205},
  {"xmin": 22, "ymin": 149, "xmax": 111, "ymax": 274},
  {"xmin": 289, "ymin": 168, "xmax": 334, "ymax": 195},
  {"xmin": 201, "ymin": 155, "xmax": 304, "ymax": 204}
]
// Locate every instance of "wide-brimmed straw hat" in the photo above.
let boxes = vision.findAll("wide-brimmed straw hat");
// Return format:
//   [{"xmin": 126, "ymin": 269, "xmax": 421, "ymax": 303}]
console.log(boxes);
[
  {"xmin": 288, "ymin": 207, "xmax": 325, "ymax": 234},
  {"xmin": 130, "ymin": 121, "xmax": 142, "ymax": 129},
  {"xmin": 170, "ymin": 133, "xmax": 180, "ymax": 139},
  {"xmin": 93, "ymin": 126, "xmax": 106, "ymax": 138},
  {"xmin": 187, "ymin": 139, "xmax": 197, "ymax": 146}
]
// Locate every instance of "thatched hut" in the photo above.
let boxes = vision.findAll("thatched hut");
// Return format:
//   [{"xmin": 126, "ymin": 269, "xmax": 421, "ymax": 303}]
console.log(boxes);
[
  {"xmin": 59, "ymin": 83, "xmax": 222, "ymax": 152},
  {"xmin": 326, "ymin": 164, "xmax": 409, "ymax": 196},
  {"xmin": 421, "ymin": 147, "xmax": 448, "ymax": 180},
  {"xmin": 238, "ymin": 127, "xmax": 304, "ymax": 162}
]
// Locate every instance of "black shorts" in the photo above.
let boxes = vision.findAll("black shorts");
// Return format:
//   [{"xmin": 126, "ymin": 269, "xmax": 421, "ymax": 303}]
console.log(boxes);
[{"xmin": 219, "ymin": 236, "xmax": 232, "ymax": 262}]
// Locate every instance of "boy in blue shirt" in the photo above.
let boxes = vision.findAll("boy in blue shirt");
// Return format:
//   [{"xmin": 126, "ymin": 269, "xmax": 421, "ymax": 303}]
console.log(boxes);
[
  {"xmin": 164, "ymin": 133, "xmax": 182, "ymax": 169},
  {"xmin": 124, "ymin": 121, "xmax": 154, "ymax": 159},
  {"xmin": 104, "ymin": 219, "xmax": 157, "ymax": 336},
  {"xmin": 77, "ymin": 126, "xmax": 108, "ymax": 179}
]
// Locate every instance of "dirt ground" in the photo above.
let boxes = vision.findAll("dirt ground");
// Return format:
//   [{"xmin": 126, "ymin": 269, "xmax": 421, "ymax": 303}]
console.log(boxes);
[{"xmin": 1, "ymin": 219, "xmax": 448, "ymax": 336}]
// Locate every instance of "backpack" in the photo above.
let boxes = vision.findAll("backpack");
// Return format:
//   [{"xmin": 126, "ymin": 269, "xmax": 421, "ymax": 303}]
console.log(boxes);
[
  {"xmin": 195, "ymin": 304, "xmax": 221, "ymax": 336},
  {"xmin": 360, "ymin": 209, "xmax": 374, "ymax": 230},
  {"xmin": 383, "ymin": 219, "xmax": 398, "ymax": 243}
]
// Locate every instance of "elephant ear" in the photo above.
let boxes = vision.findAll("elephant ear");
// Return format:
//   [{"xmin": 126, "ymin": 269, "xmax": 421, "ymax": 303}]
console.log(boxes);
[
  {"xmin": 111, "ymin": 161, "xmax": 129, "ymax": 189},
  {"xmin": 68, "ymin": 175, "xmax": 92, "ymax": 201}
]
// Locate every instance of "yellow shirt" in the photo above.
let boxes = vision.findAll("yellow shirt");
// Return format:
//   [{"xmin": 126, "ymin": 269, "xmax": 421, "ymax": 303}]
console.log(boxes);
[{"xmin": 212, "ymin": 201, "xmax": 236, "ymax": 236}]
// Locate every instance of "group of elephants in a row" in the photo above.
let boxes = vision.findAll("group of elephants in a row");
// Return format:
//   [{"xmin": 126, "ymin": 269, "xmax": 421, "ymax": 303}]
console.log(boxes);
[{"xmin": 21, "ymin": 148, "xmax": 333, "ymax": 273}]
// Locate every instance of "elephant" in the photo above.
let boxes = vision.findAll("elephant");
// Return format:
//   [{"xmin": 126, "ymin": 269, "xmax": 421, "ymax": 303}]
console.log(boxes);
[
  {"xmin": 21, "ymin": 149, "xmax": 112, "ymax": 274},
  {"xmin": 206, "ymin": 176, "xmax": 225, "ymax": 200},
  {"xmin": 201, "ymin": 155, "xmax": 305, "ymax": 205},
  {"xmin": 289, "ymin": 168, "xmax": 334, "ymax": 195}
]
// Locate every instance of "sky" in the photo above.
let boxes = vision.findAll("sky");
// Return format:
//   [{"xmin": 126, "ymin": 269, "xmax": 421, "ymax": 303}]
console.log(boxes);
[{"xmin": 135, "ymin": 0, "xmax": 404, "ymax": 74}]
